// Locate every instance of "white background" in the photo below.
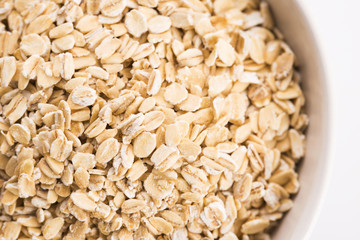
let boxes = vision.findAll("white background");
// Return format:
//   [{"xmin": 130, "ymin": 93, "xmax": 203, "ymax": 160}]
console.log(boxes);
[{"xmin": 299, "ymin": 0, "xmax": 360, "ymax": 239}]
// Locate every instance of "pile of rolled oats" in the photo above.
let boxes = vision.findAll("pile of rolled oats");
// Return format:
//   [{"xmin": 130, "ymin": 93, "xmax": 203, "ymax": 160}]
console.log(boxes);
[{"xmin": 0, "ymin": 0, "xmax": 309, "ymax": 239}]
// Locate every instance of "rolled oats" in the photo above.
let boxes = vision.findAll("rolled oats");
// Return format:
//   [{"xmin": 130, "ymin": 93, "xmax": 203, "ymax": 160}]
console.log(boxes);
[
  {"xmin": 177, "ymin": 48, "xmax": 204, "ymax": 67},
  {"xmin": 121, "ymin": 199, "xmax": 146, "ymax": 214},
  {"xmin": 20, "ymin": 34, "xmax": 47, "ymax": 56},
  {"xmin": 95, "ymin": 36, "xmax": 121, "ymax": 59},
  {"xmin": 148, "ymin": 15, "xmax": 172, "ymax": 34},
  {"xmin": 147, "ymin": 68, "xmax": 163, "ymax": 95},
  {"xmin": 2, "ymin": 222, "xmax": 21, "ymax": 240},
  {"xmin": 18, "ymin": 173, "xmax": 36, "ymax": 198},
  {"xmin": 133, "ymin": 131, "xmax": 156, "ymax": 158},
  {"xmin": 53, "ymin": 34, "xmax": 75, "ymax": 51},
  {"xmin": 164, "ymin": 82, "xmax": 188, "ymax": 105},
  {"xmin": 125, "ymin": 9, "xmax": 148, "ymax": 38},
  {"xmin": 85, "ymin": 66, "xmax": 109, "ymax": 80},
  {"xmin": 27, "ymin": 14, "xmax": 53, "ymax": 34},
  {"xmin": 96, "ymin": 137, "xmax": 120, "ymax": 164},
  {"xmin": 74, "ymin": 167, "xmax": 90, "ymax": 189},
  {"xmin": 42, "ymin": 217, "xmax": 64, "ymax": 240},
  {"xmin": 170, "ymin": 9, "xmax": 194, "ymax": 29},
  {"xmin": 0, "ymin": 0, "xmax": 307, "ymax": 239},
  {"xmin": 241, "ymin": 218, "xmax": 271, "ymax": 235},
  {"xmin": 45, "ymin": 155, "xmax": 64, "ymax": 175},
  {"xmin": 288, "ymin": 129, "xmax": 305, "ymax": 159},
  {"xmin": 50, "ymin": 22, "xmax": 74, "ymax": 39},
  {"xmin": 70, "ymin": 192, "xmax": 97, "ymax": 212},
  {"xmin": 149, "ymin": 216, "xmax": 174, "ymax": 234},
  {"xmin": 126, "ymin": 160, "xmax": 147, "ymax": 181},
  {"xmin": 8, "ymin": 123, "xmax": 30, "ymax": 145},
  {"xmin": 177, "ymin": 94, "xmax": 202, "ymax": 112},
  {"xmin": 216, "ymin": 38, "xmax": 236, "ymax": 67}
]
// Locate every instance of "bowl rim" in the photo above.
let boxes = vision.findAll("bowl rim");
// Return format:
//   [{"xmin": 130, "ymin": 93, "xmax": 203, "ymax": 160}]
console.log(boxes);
[{"xmin": 288, "ymin": 0, "xmax": 334, "ymax": 239}]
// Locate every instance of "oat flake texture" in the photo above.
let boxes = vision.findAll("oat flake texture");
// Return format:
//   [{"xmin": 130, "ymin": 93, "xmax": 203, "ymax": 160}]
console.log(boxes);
[{"xmin": 0, "ymin": 0, "xmax": 308, "ymax": 239}]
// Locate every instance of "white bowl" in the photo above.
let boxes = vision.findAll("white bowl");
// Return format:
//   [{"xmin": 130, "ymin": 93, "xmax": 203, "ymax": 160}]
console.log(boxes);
[{"xmin": 266, "ymin": 0, "xmax": 332, "ymax": 239}]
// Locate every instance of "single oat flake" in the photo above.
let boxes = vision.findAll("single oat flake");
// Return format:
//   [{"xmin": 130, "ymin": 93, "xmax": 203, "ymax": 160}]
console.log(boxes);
[{"xmin": 0, "ymin": 0, "xmax": 307, "ymax": 239}]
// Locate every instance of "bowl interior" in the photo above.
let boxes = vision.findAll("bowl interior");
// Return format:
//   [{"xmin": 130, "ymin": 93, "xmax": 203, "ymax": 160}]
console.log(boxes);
[{"xmin": 265, "ymin": 0, "xmax": 330, "ymax": 239}]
